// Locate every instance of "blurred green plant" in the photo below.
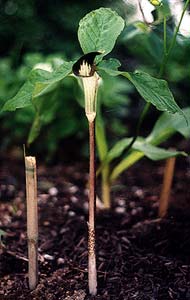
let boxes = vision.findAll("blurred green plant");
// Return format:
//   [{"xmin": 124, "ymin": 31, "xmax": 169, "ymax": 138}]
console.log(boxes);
[
  {"xmin": 122, "ymin": 0, "xmax": 190, "ymax": 106},
  {"xmin": 1, "ymin": 6, "xmax": 189, "ymax": 211},
  {"xmin": 0, "ymin": 52, "xmax": 131, "ymax": 158},
  {"xmin": 0, "ymin": 0, "xmax": 128, "ymax": 157},
  {"xmin": 96, "ymin": 1, "xmax": 190, "ymax": 207},
  {"xmin": 1, "ymin": 1, "xmax": 190, "ymax": 157},
  {"xmin": 0, "ymin": 0, "xmax": 126, "ymax": 62}
]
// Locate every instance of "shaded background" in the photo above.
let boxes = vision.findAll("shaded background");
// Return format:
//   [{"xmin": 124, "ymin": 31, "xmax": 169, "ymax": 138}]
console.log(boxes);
[{"xmin": 0, "ymin": 0, "xmax": 189, "ymax": 160}]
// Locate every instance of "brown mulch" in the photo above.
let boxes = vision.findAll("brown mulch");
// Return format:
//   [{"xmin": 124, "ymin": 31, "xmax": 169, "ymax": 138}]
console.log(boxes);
[{"xmin": 0, "ymin": 155, "xmax": 190, "ymax": 300}]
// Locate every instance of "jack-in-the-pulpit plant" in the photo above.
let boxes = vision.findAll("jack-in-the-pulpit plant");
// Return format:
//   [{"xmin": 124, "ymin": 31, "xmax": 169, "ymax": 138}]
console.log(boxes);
[
  {"xmin": 1, "ymin": 4, "xmax": 190, "ymax": 295},
  {"xmin": 72, "ymin": 52, "xmax": 101, "ymax": 295}
]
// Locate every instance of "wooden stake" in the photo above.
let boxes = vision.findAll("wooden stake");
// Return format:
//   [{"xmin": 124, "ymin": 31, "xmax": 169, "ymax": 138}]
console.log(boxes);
[
  {"xmin": 159, "ymin": 156, "xmax": 176, "ymax": 218},
  {"xmin": 25, "ymin": 156, "xmax": 38, "ymax": 290},
  {"xmin": 88, "ymin": 120, "xmax": 97, "ymax": 296}
]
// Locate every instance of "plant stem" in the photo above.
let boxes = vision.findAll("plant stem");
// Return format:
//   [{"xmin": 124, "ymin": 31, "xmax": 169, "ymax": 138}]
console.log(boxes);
[
  {"xmin": 88, "ymin": 120, "xmax": 97, "ymax": 296},
  {"xmin": 27, "ymin": 112, "xmax": 41, "ymax": 146},
  {"xmin": 159, "ymin": 156, "xmax": 176, "ymax": 217},
  {"xmin": 25, "ymin": 156, "xmax": 38, "ymax": 290},
  {"xmin": 158, "ymin": 0, "xmax": 190, "ymax": 77},
  {"xmin": 124, "ymin": 102, "xmax": 151, "ymax": 153},
  {"xmin": 126, "ymin": 0, "xmax": 189, "ymax": 155},
  {"xmin": 102, "ymin": 166, "xmax": 111, "ymax": 209},
  {"xmin": 163, "ymin": 15, "xmax": 167, "ymax": 56},
  {"xmin": 95, "ymin": 114, "xmax": 111, "ymax": 208}
]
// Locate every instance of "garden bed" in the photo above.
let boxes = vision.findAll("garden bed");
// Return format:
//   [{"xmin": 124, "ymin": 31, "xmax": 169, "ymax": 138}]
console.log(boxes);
[{"xmin": 0, "ymin": 154, "xmax": 190, "ymax": 300}]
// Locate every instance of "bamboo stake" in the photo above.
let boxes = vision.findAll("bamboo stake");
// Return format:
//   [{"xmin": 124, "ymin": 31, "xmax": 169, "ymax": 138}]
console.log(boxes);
[
  {"xmin": 25, "ymin": 156, "xmax": 38, "ymax": 290},
  {"xmin": 88, "ymin": 120, "xmax": 97, "ymax": 296},
  {"xmin": 159, "ymin": 156, "xmax": 176, "ymax": 218}
]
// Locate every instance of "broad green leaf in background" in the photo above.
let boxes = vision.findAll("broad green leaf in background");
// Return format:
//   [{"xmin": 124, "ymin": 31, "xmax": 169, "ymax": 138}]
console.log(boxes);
[
  {"xmin": 27, "ymin": 86, "xmax": 64, "ymax": 145},
  {"xmin": 98, "ymin": 58, "xmax": 121, "ymax": 76},
  {"xmin": 1, "ymin": 81, "xmax": 34, "ymax": 111},
  {"xmin": 1, "ymin": 61, "xmax": 74, "ymax": 112},
  {"xmin": 109, "ymin": 107, "xmax": 189, "ymax": 182},
  {"xmin": 124, "ymin": 71, "xmax": 184, "ymax": 116},
  {"xmin": 109, "ymin": 141, "xmax": 186, "ymax": 182},
  {"xmin": 147, "ymin": 107, "xmax": 190, "ymax": 144},
  {"xmin": 78, "ymin": 8, "xmax": 125, "ymax": 61},
  {"xmin": 31, "ymin": 61, "xmax": 73, "ymax": 85},
  {"xmin": 103, "ymin": 135, "xmax": 186, "ymax": 167},
  {"xmin": 30, "ymin": 61, "xmax": 74, "ymax": 98},
  {"xmin": 133, "ymin": 140, "xmax": 187, "ymax": 160}
]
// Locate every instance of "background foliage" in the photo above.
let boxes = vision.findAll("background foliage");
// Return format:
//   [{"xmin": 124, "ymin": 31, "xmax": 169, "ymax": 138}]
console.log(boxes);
[{"xmin": 0, "ymin": 0, "xmax": 189, "ymax": 160}]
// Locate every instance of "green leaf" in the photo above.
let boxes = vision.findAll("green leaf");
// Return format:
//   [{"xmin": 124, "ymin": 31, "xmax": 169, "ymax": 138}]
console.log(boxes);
[
  {"xmin": 1, "ymin": 61, "xmax": 73, "ymax": 112},
  {"xmin": 28, "ymin": 90, "xmax": 61, "ymax": 145},
  {"xmin": 171, "ymin": 108, "xmax": 190, "ymax": 138},
  {"xmin": 78, "ymin": 8, "xmax": 125, "ymax": 60},
  {"xmin": 104, "ymin": 134, "xmax": 186, "ymax": 167},
  {"xmin": 98, "ymin": 58, "xmax": 121, "ymax": 76},
  {"xmin": 30, "ymin": 61, "xmax": 74, "ymax": 98},
  {"xmin": 147, "ymin": 107, "xmax": 190, "ymax": 144},
  {"xmin": 110, "ymin": 140, "xmax": 187, "ymax": 183},
  {"xmin": 105, "ymin": 137, "xmax": 133, "ymax": 164},
  {"xmin": 30, "ymin": 61, "xmax": 73, "ymax": 84},
  {"xmin": 133, "ymin": 140, "xmax": 186, "ymax": 160},
  {"xmin": 109, "ymin": 108, "xmax": 189, "ymax": 183},
  {"xmin": 123, "ymin": 70, "xmax": 184, "ymax": 116},
  {"xmin": 97, "ymin": 67, "xmax": 184, "ymax": 119},
  {"xmin": 1, "ymin": 81, "xmax": 34, "ymax": 111}
]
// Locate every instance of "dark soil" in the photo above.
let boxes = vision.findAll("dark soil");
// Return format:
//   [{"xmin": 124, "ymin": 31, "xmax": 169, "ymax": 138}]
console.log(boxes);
[{"xmin": 0, "ymin": 154, "xmax": 190, "ymax": 300}]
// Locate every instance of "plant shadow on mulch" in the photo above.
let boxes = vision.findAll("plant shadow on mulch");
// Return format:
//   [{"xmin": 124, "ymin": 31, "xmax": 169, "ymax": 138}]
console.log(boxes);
[{"xmin": 0, "ymin": 155, "xmax": 190, "ymax": 300}]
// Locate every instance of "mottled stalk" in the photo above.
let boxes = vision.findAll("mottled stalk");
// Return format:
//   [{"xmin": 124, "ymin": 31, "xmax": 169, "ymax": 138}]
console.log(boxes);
[{"xmin": 88, "ymin": 120, "xmax": 97, "ymax": 295}]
